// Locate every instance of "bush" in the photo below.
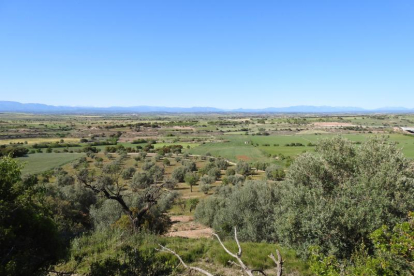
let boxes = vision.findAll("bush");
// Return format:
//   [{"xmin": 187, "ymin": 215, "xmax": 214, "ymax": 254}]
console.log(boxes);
[
  {"xmin": 171, "ymin": 166, "xmax": 188, "ymax": 182},
  {"xmin": 122, "ymin": 167, "xmax": 136, "ymax": 179},
  {"xmin": 265, "ymin": 165, "xmax": 285, "ymax": 181},
  {"xmin": 200, "ymin": 183, "xmax": 212, "ymax": 194},
  {"xmin": 195, "ymin": 181, "xmax": 279, "ymax": 241},
  {"xmin": 200, "ymin": 175, "xmax": 215, "ymax": 185},
  {"xmin": 275, "ymin": 136, "xmax": 414, "ymax": 258},
  {"xmin": 226, "ymin": 168, "xmax": 236, "ymax": 176},
  {"xmin": 236, "ymin": 161, "xmax": 251, "ymax": 176},
  {"xmin": 163, "ymin": 158, "xmax": 171, "ymax": 166},
  {"xmin": 182, "ymin": 160, "xmax": 197, "ymax": 172},
  {"xmin": 131, "ymin": 172, "xmax": 153, "ymax": 190},
  {"xmin": 215, "ymin": 158, "xmax": 228, "ymax": 170},
  {"xmin": 226, "ymin": 174, "xmax": 245, "ymax": 185},
  {"xmin": 208, "ymin": 167, "xmax": 221, "ymax": 180}
]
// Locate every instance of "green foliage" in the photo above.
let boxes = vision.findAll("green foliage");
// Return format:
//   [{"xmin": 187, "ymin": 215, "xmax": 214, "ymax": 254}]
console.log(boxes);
[
  {"xmin": 58, "ymin": 229, "xmax": 309, "ymax": 276},
  {"xmin": 208, "ymin": 167, "xmax": 221, "ymax": 180},
  {"xmin": 184, "ymin": 171, "xmax": 199, "ymax": 192},
  {"xmin": 309, "ymin": 213, "xmax": 414, "ymax": 275},
  {"xmin": 226, "ymin": 167, "xmax": 236, "ymax": 176},
  {"xmin": 265, "ymin": 164, "xmax": 285, "ymax": 181},
  {"xmin": 121, "ymin": 167, "xmax": 136, "ymax": 179},
  {"xmin": 215, "ymin": 158, "xmax": 228, "ymax": 170},
  {"xmin": 276, "ymin": 136, "xmax": 414, "ymax": 258},
  {"xmin": 236, "ymin": 160, "xmax": 251, "ymax": 176},
  {"xmin": 0, "ymin": 145, "xmax": 29, "ymax": 158},
  {"xmin": 89, "ymin": 245, "xmax": 173, "ymax": 276},
  {"xmin": 195, "ymin": 181, "xmax": 279, "ymax": 241},
  {"xmin": 131, "ymin": 172, "xmax": 153, "ymax": 190},
  {"xmin": 171, "ymin": 166, "xmax": 188, "ymax": 182},
  {"xmin": 0, "ymin": 156, "xmax": 64, "ymax": 276}
]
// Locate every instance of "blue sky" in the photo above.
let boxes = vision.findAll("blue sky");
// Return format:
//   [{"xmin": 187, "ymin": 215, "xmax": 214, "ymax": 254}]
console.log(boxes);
[{"xmin": 0, "ymin": 0, "xmax": 413, "ymax": 109}]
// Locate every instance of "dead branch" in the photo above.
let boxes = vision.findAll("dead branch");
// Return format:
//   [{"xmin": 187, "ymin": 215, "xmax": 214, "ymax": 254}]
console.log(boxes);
[
  {"xmin": 157, "ymin": 244, "xmax": 214, "ymax": 276},
  {"xmin": 269, "ymin": 249, "xmax": 283, "ymax": 276},
  {"xmin": 213, "ymin": 227, "xmax": 255, "ymax": 276},
  {"xmin": 158, "ymin": 227, "xmax": 283, "ymax": 276}
]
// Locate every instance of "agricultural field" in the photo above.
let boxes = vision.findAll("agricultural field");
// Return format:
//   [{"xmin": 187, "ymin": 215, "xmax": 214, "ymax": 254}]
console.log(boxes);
[
  {"xmin": 2, "ymin": 112, "xmax": 414, "ymax": 275},
  {"xmin": 17, "ymin": 153, "xmax": 84, "ymax": 174}
]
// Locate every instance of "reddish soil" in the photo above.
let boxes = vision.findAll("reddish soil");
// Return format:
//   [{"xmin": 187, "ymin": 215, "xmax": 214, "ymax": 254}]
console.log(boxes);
[{"xmin": 236, "ymin": 155, "xmax": 250, "ymax": 161}]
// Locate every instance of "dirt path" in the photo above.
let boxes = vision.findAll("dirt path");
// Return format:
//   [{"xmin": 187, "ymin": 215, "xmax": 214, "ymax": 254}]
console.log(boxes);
[{"xmin": 166, "ymin": 215, "xmax": 213, "ymax": 239}]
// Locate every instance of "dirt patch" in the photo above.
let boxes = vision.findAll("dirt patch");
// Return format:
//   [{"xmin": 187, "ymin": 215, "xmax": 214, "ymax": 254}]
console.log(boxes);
[
  {"xmin": 313, "ymin": 122, "xmax": 354, "ymax": 127},
  {"xmin": 236, "ymin": 155, "xmax": 250, "ymax": 161},
  {"xmin": 172, "ymin": 126, "xmax": 195, "ymax": 131},
  {"xmin": 166, "ymin": 216, "xmax": 213, "ymax": 239}
]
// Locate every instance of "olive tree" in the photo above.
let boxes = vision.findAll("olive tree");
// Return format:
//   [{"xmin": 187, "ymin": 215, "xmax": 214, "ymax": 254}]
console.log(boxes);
[
  {"xmin": 275, "ymin": 136, "xmax": 414, "ymax": 258},
  {"xmin": 184, "ymin": 172, "xmax": 199, "ymax": 192},
  {"xmin": 77, "ymin": 160, "xmax": 176, "ymax": 232}
]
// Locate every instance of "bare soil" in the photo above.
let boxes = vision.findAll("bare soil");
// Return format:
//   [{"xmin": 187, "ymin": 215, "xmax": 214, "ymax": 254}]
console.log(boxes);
[{"xmin": 166, "ymin": 216, "xmax": 213, "ymax": 239}]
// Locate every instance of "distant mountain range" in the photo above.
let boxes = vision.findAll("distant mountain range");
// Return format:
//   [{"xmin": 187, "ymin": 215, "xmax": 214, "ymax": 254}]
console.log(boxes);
[{"xmin": 0, "ymin": 101, "xmax": 413, "ymax": 114}]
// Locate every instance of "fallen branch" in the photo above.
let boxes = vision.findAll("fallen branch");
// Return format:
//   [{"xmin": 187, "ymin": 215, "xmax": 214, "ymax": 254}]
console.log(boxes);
[
  {"xmin": 157, "ymin": 244, "xmax": 214, "ymax": 276},
  {"xmin": 158, "ymin": 227, "xmax": 283, "ymax": 276}
]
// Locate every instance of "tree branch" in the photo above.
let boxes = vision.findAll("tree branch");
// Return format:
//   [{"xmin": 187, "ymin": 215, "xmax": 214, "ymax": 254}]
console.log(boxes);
[
  {"xmin": 269, "ymin": 250, "xmax": 283, "ymax": 276},
  {"xmin": 157, "ymin": 245, "xmax": 214, "ymax": 276}
]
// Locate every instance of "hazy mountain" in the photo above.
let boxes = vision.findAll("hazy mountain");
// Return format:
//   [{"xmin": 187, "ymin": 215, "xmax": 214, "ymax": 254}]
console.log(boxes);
[{"xmin": 0, "ymin": 101, "xmax": 413, "ymax": 114}]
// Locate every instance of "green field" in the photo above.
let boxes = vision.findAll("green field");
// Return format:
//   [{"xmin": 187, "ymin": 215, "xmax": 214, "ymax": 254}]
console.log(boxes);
[
  {"xmin": 251, "ymin": 133, "xmax": 414, "ymax": 159},
  {"xmin": 189, "ymin": 135, "xmax": 268, "ymax": 162},
  {"xmin": 17, "ymin": 153, "xmax": 84, "ymax": 175},
  {"xmin": 189, "ymin": 133, "xmax": 414, "ymax": 162}
]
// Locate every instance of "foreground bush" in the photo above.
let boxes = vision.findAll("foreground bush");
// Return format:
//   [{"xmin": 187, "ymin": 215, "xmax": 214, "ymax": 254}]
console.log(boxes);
[
  {"xmin": 0, "ymin": 156, "xmax": 64, "ymax": 276},
  {"xmin": 309, "ymin": 212, "xmax": 414, "ymax": 275},
  {"xmin": 276, "ymin": 136, "xmax": 414, "ymax": 258}
]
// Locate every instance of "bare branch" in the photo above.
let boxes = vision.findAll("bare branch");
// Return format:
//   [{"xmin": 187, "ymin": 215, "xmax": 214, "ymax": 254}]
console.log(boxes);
[
  {"xmin": 212, "ymin": 233, "xmax": 238, "ymax": 259},
  {"xmin": 157, "ymin": 245, "xmax": 214, "ymax": 276},
  {"xmin": 268, "ymin": 249, "xmax": 283, "ymax": 276},
  {"xmin": 156, "ymin": 228, "xmax": 282, "ymax": 276},
  {"xmin": 234, "ymin": 227, "xmax": 242, "ymax": 257},
  {"xmin": 213, "ymin": 229, "xmax": 254, "ymax": 276}
]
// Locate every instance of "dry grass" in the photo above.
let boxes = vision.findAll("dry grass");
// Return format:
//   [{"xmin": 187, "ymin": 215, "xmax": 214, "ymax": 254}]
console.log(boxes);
[{"xmin": 0, "ymin": 137, "xmax": 80, "ymax": 145}]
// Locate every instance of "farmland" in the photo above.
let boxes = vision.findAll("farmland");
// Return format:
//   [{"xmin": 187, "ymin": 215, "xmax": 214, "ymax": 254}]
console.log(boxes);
[
  {"xmin": 17, "ymin": 153, "xmax": 84, "ymax": 175},
  {"xmin": 2, "ymin": 112, "xmax": 414, "ymax": 275}
]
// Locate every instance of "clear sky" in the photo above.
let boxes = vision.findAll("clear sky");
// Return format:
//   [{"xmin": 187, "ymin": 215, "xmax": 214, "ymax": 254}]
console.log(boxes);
[{"xmin": 0, "ymin": 0, "xmax": 413, "ymax": 109}]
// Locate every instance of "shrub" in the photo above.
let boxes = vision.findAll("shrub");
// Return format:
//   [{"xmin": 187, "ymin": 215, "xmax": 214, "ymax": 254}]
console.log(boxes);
[
  {"xmin": 195, "ymin": 181, "xmax": 279, "ymax": 241},
  {"xmin": 131, "ymin": 172, "xmax": 153, "ymax": 190},
  {"xmin": 163, "ymin": 158, "xmax": 170, "ymax": 166},
  {"xmin": 226, "ymin": 174, "xmax": 245, "ymax": 185},
  {"xmin": 208, "ymin": 167, "xmax": 221, "ymax": 180},
  {"xmin": 226, "ymin": 168, "xmax": 236, "ymax": 176},
  {"xmin": 122, "ymin": 167, "xmax": 136, "ymax": 179},
  {"xmin": 215, "ymin": 158, "xmax": 228, "ymax": 170},
  {"xmin": 265, "ymin": 165, "xmax": 285, "ymax": 181},
  {"xmin": 236, "ymin": 161, "xmax": 251, "ymax": 176},
  {"xmin": 171, "ymin": 166, "xmax": 188, "ymax": 182},
  {"xmin": 200, "ymin": 183, "xmax": 212, "ymax": 194},
  {"xmin": 275, "ymin": 136, "xmax": 414, "ymax": 258}
]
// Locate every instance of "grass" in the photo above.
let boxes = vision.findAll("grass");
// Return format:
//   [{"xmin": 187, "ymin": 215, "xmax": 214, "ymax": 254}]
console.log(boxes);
[
  {"xmin": 250, "ymin": 133, "xmax": 414, "ymax": 159},
  {"xmin": 17, "ymin": 153, "xmax": 84, "ymax": 174},
  {"xmin": 188, "ymin": 133, "xmax": 414, "ymax": 161},
  {"xmin": 189, "ymin": 136, "xmax": 269, "ymax": 162},
  {"xmin": 56, "ymin": 229, "xmax": 311, "ymax": 276}
]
